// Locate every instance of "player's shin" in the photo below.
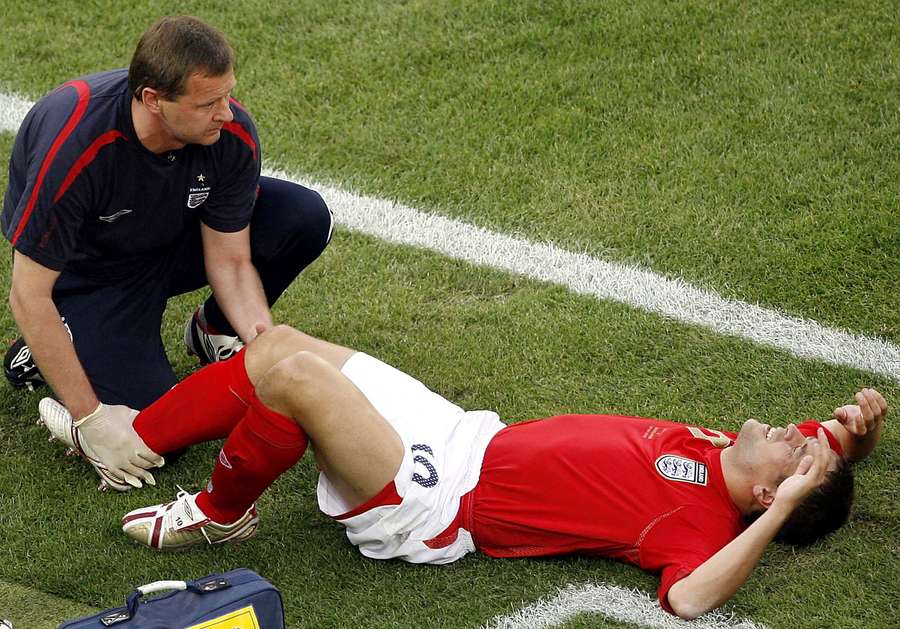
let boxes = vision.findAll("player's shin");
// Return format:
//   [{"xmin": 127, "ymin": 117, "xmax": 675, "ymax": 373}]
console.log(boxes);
[
  {"xmin": 196, "ymin": 392, "xmax": 308, "ymax": 524},
  {"xmin": 132, "ymin": 349, "xmax": 254, "ymax": 454}
]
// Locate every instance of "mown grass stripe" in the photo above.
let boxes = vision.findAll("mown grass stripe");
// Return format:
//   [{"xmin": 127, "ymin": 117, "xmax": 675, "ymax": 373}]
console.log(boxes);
[
  {"xmin": 484, "ymin": 583, "xmax": 766, "ymax": 629},
  {"xmin": 2, "ymin": 90, "xmax": 897, "ymax": 383}
]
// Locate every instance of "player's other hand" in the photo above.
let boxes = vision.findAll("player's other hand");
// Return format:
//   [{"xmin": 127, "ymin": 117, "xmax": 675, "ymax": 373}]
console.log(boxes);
[
  {"xmin": 833, "ymin": 388, "xmax": 888, "ymax": 436},
  {"xmin": 74, "ymin": 403, "xmax": 164, "ymax": 487},
  {"xmin": 772, "ymin": 428, "xmax": 832, "ymax": 512}
]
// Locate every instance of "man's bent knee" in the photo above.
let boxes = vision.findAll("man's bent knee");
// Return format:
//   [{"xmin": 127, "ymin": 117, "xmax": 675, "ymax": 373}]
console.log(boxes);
[{"xmin": 302, "ymin": 188, "xmax": 333, "ymax": 255}]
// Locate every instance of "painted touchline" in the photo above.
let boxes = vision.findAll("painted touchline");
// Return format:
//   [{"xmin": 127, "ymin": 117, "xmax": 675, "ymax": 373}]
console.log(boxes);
[{"xmin": 484, "ymin": 583, "xmax": 767, "ymax": 629}]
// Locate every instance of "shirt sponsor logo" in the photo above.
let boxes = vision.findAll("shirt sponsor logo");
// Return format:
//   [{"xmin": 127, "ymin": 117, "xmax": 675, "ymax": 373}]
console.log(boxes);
[
  {"xmin": 98, "ymin": 209, "xmax": 132, "ymax": 222},
  {"xmin": 655, "ymin": 454, "xmax": 707, "ymax": 485}
]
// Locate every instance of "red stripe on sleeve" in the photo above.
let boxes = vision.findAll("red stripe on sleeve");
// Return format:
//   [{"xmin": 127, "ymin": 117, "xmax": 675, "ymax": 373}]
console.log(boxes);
[
  {"xmin": 11, "ymin": 80, "xmax": 91, "ymax": 246},
  {"xmin": 222, "ymin": 121, "xmax": 258, "ymax": 162},
  {"xmin": 53, "ymin": 130, "xmax": 126, "ymax": 203}
]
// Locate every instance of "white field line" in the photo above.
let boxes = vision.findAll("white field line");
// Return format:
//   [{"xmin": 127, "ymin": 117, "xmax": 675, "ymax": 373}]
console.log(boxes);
[
  {"xmin": 2, "ymin": 90, "xmax": 898, "ymax": 382},
  {"xmin": 0, "ymin": 90, "xmax": 31, "ymax": 135},
  {"xmin": 484, "ymin": 583, "xmax": 767, "ymax": 629}
]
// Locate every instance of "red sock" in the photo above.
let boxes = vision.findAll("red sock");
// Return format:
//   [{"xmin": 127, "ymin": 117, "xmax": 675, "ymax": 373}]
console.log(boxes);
[
  {"xmin": 133, "ymin": 349, "xmax": 254, "ymax": 454},
  {"xmin": 196, "ymin": 392, "xmax": 308, "ymax": 523}
]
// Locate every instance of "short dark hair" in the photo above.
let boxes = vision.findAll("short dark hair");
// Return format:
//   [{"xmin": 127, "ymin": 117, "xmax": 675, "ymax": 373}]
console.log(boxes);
[
  {"xmin": 128, "ymin": 16, "xmax": 234, "ymax": 102},
  {"xmin": 773, "ymin": 458, "xmax": 854, "ymax": 546}
]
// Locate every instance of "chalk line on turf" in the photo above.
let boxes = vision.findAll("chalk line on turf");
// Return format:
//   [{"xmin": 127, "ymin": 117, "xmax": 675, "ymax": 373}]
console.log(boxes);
[
  {"xmin": 483, "ymin": 583, "xmax": 767, "ymax": 629},
  {"xmin": 0, "ymin": 91, "xmax": 30, "ymax": 137}
]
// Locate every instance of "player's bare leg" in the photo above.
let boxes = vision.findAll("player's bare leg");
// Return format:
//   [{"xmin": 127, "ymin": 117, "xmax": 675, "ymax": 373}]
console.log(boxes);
[{"xmin": 254, "ymin": 349, "xmax": 404, "ymax": 509}]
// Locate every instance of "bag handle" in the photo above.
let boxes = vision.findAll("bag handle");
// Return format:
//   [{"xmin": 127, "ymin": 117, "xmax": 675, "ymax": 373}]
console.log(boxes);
[
  {"xmin": 122, "ymin": 576, "xmax": 231, "ymax": 619},
  {"xmin": 137, "ymin": 580, "xmax": 188, "ymax": 596}
]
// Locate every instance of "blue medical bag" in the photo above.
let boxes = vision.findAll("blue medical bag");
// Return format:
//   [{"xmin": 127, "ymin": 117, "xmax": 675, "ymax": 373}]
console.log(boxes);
[{"xmin": 58, "ymin": 569, "xmax": 284, "ymax": 628}]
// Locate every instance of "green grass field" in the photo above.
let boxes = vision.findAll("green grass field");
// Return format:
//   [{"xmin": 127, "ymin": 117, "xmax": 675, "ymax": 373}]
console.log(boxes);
[{"xmin": 0, "ymin": 1, "xmax": 897, "ymax": 627}]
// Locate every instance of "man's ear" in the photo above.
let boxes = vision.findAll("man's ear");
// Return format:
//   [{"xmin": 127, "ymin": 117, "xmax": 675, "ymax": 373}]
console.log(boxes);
[
  {"xmin": 752, "ymin": 484, "xmax": 776, "ymax": 510},
  {"xmin": 141, "ymin": 87, "xmax": 163, "ymax": 114}
]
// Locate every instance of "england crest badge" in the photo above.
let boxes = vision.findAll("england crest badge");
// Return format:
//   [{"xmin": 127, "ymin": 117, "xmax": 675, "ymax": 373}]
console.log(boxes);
[
  {"xmin": 187, "ymin": 191, "xmax": 210, "ymax": 209},
  {"xmin": 655, "ymin": 454, "xmax": 708, "ymax": 485}
]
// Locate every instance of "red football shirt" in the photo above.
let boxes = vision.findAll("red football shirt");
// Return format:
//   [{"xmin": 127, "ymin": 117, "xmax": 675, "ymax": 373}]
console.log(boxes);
[{"xmin": 470, "ymin": 414, "xmax": 839, "ymax": 611}]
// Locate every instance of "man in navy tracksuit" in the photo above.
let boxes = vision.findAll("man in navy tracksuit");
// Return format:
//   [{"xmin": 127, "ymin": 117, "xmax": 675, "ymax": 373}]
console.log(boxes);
[{"xmin": 2, "ymin": 16, "xmax": 333, "ymax": 486}]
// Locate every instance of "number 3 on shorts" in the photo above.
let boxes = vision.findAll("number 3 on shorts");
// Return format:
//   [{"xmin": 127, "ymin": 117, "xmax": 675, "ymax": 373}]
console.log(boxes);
[{"xmin": 411, "ymin": 444, "xmax": 439, "ymax": 488}]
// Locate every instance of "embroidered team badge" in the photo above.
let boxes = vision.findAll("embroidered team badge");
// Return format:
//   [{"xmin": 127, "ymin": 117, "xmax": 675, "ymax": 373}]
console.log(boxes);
[
  {"xmin": 187, "ymin": 192, "xmax": 210, "ymax": 208},
  {"xmin": 655, "ymin": 454, "xmax": 708, "ymax": 486},
  {"xmin": 187, "ymin": 174, "xmax": 212, "ymax": 209}
]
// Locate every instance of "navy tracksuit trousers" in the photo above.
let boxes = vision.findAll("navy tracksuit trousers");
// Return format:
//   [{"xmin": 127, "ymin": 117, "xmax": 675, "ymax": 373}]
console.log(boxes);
[{"xmin": 50, "ymin": 176, "xmax": 332, "ymax": 409}]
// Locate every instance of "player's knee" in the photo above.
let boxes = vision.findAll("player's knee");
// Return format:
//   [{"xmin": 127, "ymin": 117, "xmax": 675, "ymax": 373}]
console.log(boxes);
[
  {"xmin": 256, "ymin": 350, "xmax": 327, "ymax": 413},
  {"xmin": 253, "ymin": 324, "xmax": 298, "ymax": 350},
  {"xmin": 245, "ymin": 325, "xmax": 305, "ymax": 381},
  {"xmin": 249, "ymin": 324, "xmax": 303, "ymax": 355}
]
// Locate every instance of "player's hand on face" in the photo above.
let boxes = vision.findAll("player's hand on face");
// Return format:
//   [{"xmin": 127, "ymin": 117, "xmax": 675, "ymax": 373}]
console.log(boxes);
[
  {"xmin": 73, "ymin": 403, "xmax": 165, "ymax": 487},
  {"xmin": 773, "ymin": 428, "xmax": 832, "ymax": 511},
  {"xmin": 833, "ymin": 388, "xmax": 888, "ymax": 436}
]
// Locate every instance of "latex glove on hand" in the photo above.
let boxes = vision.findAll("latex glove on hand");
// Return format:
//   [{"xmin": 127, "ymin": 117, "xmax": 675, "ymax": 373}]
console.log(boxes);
[{"xmin": 73, "ymin": 403, "xmax": 165, "ymax": 488}]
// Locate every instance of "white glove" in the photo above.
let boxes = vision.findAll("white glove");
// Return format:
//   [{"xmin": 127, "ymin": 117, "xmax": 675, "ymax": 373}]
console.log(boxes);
[{"xmin": 73, "ymin": 403, "xmax": 165, "ymax": 488}]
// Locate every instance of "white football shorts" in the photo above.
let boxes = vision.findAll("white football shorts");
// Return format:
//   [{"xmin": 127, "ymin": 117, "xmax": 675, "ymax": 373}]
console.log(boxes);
[{"xmin": 316, "ymin": 352, "xmax": 505, "ymax": 564}]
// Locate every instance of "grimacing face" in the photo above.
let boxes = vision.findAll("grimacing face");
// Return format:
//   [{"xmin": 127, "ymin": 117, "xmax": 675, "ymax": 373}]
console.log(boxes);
[
  {"xmin": 732, "ymin": 418, "xmax": 838, "ymax": 485},
  {"xmin": 156, "ymin": 70, "xmax": 236, "ymax": 148}
]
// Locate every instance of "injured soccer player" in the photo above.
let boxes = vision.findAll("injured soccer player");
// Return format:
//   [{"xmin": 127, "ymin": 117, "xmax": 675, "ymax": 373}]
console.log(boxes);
[{"xmin": 39, "ymin": 326, "xmax": 888, "ymax": 619}]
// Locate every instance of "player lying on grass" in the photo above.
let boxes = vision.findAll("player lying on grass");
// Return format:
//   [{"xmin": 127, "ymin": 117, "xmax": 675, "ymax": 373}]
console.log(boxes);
[{"xmin": 40, "ymin": 326, "xmax": 887, "ymax": 619}]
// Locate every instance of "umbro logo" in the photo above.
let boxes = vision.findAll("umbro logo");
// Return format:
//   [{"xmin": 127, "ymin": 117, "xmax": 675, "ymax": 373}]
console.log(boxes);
[
  {"xmin": 10, "ymin": 345, "xmax": 33, "ymax": 370},
  {"xmin": 98, "ymin": 209, "xmax": 132, "ymax": 223}
]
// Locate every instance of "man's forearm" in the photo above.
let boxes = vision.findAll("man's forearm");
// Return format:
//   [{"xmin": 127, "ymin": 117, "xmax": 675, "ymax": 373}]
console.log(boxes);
[
  {"xmin": 12, "ymin": 297, "xmax": 98, "ymax": 419},
  {"xmin": 666, "ymin": 505, "xmax": 789, "ymax": 619},
  {"xmin": 206, "ymin": 260, "xmax": 272, "ymax": 342}
]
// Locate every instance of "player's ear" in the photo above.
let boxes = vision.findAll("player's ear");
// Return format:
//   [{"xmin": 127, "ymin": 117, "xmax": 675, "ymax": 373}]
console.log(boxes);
[{"xmin": 752, "ymin": 484, "xmax": 776, "ymax": 510}]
